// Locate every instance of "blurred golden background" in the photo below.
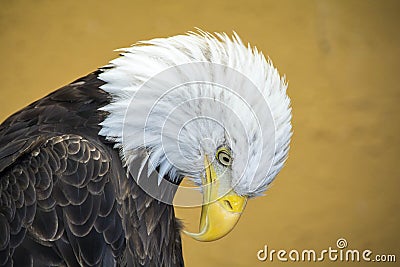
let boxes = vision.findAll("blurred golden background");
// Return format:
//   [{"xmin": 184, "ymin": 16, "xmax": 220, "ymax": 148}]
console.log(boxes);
[{"xmin": 0, "ymin": 0, "xmax": 399, "ymax": 266}]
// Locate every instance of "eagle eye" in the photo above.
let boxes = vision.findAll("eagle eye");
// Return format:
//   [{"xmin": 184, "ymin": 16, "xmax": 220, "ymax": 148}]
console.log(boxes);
[{"xmin": 216, "ymin": 147, "xmax": 232, "ymax": 166}]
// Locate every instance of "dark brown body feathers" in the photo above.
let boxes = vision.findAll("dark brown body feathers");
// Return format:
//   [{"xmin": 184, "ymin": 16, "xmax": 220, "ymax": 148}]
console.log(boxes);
[{"xmin": 0, "ymin": 71, "xmax": 183, "ymax": 266}]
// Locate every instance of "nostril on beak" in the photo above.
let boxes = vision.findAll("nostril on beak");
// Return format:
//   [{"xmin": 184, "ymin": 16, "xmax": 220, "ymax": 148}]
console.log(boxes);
[{"xmin": 223, "ymin": 200, "xmax": 233, "ymax": 211}]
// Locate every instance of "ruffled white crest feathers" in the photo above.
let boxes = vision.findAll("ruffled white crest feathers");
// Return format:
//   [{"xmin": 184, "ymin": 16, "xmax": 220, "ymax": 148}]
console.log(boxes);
[{"xmin": 98, "ymin": 30, "xmax": 292, "ymax": 196}]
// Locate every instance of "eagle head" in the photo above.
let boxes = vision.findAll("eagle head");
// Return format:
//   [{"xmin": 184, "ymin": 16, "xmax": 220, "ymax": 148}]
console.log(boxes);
[{"xmin": 99, "ymin": 30, "xmax": 292, "ymax": 241}]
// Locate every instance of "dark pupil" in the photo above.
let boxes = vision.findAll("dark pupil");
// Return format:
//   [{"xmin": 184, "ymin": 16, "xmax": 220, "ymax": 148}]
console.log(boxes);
[{"xmin": 221, "ymin": 154, "xmax": 230, "ymax": 164}]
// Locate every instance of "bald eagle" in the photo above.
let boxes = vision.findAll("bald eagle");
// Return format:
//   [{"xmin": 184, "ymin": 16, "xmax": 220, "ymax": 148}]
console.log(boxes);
[{"xmin": 0, "ymin": 31, "xmax": 292, "ymax": 266}]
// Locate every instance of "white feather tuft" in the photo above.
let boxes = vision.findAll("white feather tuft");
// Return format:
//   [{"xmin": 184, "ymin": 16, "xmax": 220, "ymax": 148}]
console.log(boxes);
[{"xmin": 98, "ymin": 30, "xmax": 292, "ymax": 197}]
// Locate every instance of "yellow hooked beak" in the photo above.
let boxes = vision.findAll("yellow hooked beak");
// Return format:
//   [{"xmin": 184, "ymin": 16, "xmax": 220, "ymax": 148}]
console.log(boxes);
[{"xmin": 184, "ymin": 156, "xmax": 247, "ymax": 241}]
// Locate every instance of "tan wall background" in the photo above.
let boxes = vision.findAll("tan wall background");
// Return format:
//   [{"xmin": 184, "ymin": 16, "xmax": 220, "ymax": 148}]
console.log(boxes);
[{"xmin": 1, "ymin": 0, "xmax": 399, "ymax": 266}]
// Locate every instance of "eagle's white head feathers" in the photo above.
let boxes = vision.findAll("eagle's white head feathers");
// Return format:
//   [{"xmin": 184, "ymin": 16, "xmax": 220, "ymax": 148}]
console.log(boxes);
[{"xmin": 98, "ymin": 30, "xmax": 292, "ymax": 198}]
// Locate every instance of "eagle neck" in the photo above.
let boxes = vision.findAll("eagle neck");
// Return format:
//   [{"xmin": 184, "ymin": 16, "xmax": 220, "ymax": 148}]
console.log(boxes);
[{"xmin": 119, "ymin": 173, "xmax": 184, "ymax": 267}]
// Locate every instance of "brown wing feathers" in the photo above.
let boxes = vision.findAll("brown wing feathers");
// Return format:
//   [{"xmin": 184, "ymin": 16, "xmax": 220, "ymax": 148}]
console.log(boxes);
[
  {"xmin": 0, "ymin": 71, "xmax": 184, "ymax": 266},
  {"xmin": 0, "ymin": 134, "xmax": 125, "ymax": 266}
]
